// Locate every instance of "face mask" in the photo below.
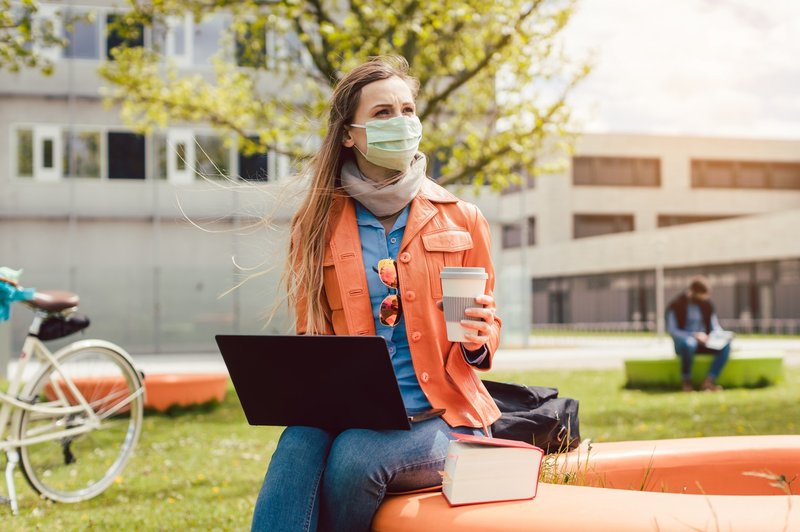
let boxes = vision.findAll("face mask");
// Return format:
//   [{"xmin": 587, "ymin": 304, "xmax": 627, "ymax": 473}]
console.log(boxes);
[{"xmin": 349, "ymin": 115, "xmax": 422, "ymax": 171}]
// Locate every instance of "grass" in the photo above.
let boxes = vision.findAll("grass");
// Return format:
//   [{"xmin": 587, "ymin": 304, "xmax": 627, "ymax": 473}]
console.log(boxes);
[
  {"xmin": 6, "ymin": 366, "xmax": 800, "ymax": 530},
  {"xmin": 529, "ymin": 329, "xmax": 800, "ymax": 340}
]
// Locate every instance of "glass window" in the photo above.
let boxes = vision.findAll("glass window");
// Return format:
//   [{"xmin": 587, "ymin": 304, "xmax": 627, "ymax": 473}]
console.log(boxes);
[
  {"xmin": 527, "ymin": 217, "xmax": 536, "ymax": 246},
  {"xmin": 547, "ymin": 290, "xmax": 570, "ymax": 324},
  {"xmin": 572, "ymin": 157, "xmax": 593, "ymax": 185},
  {"xmin": 704, "ymin": 161, "xmax": 734, "ymax": 187},
  {"xmin": 106, "ymin": 14, "xmax": 144, "ymax": 60},
  {"xmin": 154, "ymin": 134, "xmax": 168, "ymax": 179},
  {"xmin": 738, "ymin": 162, "xmax": 768, "ymax": 188},
  {"xmin": 501, "ymin": 224, "xmax": 521, "ymax": 249},
  {"xmin": 777, "ymin": 259, "xmax": 800, "ymax": 282},
  {"xmin": 175, "ymin": 142, "xmax": 187, "ymax": 171},
  {"xmin": 572, "ymin": 156, "xmax": 660, "ymax": 187},
  {"xmin": 63, "ymin": 130, "xmax": 101, "ymax": 178},
  {"xmin": 196, "ymin": 134, "xmax": 229, "ymax": 178},
  {"xmin": 693, "ymin": 159, "xmax": 734, "ymax": 188},
  {"xmin": 17, "ymin": 129, "xmax": 33, "ymax": 177},
  {"xmin": 636, "ymin": 158, "xmax": 660, "ymax": 186},
  {"xmin": 43, "ymin": 139, "xmax": 54, "ymax": 169},
  {"xmin": 193, "ymin": 15, "xmax": 226, "ymax": 65},
  {"xmin": 573, "ymin": 214, "xmax": 634, "ymax": 239},
  {"xmin": 238, "ymin": 138, "xmax": 269, "ymax": 181},
  {"xmin": 771, "ymin": 163, "xmax": 800, "ymax": 190},
  {"xmin": 63, "ymin": 14, "xmax": 99, "ymax": 59},
  {"xmin": 597, "ymin": 157, "xmax": 636, "ymax": 186},
  {"xmin": 657, "ymin": 214, "xmax": 738, "ymax": 227},
  {"xmin": 692, "ymin": 159, "xmax": 800, "ymax": 189},
  {"xmin": 108, "ymin": 132, "xmax": 145, "ymax": 179}
]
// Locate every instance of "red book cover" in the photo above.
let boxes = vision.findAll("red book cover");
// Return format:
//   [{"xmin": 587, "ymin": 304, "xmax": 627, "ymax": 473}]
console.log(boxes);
[{"xmin": 450, "ymin": 432, "xmax": 544, "ymax": 451}]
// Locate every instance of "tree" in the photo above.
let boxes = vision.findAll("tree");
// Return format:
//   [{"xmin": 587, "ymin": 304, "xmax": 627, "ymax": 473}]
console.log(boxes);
[
  {"xmin": 99, "ymin": 0, "xmax": 590, "ymax": 189},
  {"xmin": 0, "ymin": 0, "xmax": 67, "ymax": 75}
]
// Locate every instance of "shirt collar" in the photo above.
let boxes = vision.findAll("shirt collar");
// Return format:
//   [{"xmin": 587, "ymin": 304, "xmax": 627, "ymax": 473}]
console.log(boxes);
[{"xmin": 355, "ymin": 201, "xmax": 410, "ymax": 232}]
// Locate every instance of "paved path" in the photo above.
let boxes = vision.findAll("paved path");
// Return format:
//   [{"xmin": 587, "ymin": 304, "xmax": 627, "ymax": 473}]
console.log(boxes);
[{"xmin": 129, "ymin": 336, "xmax": 800, "ymax": 375}]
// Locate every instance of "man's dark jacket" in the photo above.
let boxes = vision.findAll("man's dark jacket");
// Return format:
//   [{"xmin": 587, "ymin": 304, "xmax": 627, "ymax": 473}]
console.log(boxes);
[{"xmin": 666, "ymin": 292, "xmax": 714, "ymax": 333}]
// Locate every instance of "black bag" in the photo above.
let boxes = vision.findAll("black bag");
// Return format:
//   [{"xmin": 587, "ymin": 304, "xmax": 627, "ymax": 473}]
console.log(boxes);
[
  {"xmin": 483, "ymin": 380, "xmax": 580, "ymax": 453},
  {"xmin": 37, "ymin": 313, "xmax": 90, "ymax": 341}
]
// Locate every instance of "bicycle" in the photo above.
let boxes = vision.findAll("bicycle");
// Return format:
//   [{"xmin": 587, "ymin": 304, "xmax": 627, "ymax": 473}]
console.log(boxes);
[{"xmin": 0, "ymin": 275, "xmax": 145, "ymax": 514}]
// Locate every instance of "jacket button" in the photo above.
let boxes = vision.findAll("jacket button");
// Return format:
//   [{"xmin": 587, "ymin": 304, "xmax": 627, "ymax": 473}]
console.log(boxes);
[
  {"xmin": 420, "ymin": 372, "xmax": 430, "ymax": 383},
  {"xmin": 399, "ymin": 252, "xmax": 411, "ymax": 263},
  {"xmin": 405, "ymin": 290, "xmax": 416, "ymax": 301},
  {"xmin": 411, "ymin": 331, "xmax": 422, "ymax": 342}
]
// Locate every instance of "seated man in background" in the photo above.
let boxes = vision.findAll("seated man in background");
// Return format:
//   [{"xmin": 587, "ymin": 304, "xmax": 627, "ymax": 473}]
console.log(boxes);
[{"xmin": 666, "ymin": 276, "xmax": 731, "ymax": 392}]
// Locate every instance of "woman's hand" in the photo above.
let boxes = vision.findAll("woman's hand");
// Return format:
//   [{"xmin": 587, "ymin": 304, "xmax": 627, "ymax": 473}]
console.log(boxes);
[
  {"xmin": 436, "ymin": 294, "xmax": 497, "ymax": 351},
  {"xmin": 461, "ymin": 294, "xmax": 496, "ymax": 351}
]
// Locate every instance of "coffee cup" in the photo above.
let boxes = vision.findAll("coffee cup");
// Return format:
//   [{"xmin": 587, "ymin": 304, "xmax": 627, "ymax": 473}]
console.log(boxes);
[{"xmin": 440, "ymin": 267, "xmax": 488, "ymax": 342}]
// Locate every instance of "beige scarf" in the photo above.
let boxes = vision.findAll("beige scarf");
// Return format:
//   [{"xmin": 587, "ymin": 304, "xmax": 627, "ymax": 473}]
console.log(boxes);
[{"xmin": 340, "ymin": 153, "xmax": 427, "ymax": 218}]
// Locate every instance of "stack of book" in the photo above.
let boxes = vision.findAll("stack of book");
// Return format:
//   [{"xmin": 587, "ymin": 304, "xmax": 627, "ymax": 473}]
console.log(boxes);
[{"xmin": 441, "ymin": 433, "xmax": 544, "ymax": 506}]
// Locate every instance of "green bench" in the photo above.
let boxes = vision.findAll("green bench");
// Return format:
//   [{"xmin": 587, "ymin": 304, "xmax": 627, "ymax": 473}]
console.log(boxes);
[{"xmin": 624, "ymin": 354, "xmax": 784, "ymax": 389}]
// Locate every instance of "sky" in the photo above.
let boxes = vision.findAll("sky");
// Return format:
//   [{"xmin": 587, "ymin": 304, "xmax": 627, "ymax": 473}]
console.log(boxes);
[{"xmin": 558, "ymin": 0, "xmax": 800, "ymax": 139}]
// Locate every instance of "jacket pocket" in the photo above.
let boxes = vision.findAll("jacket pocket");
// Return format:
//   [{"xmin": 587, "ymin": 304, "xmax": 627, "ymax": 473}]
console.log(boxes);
[{"xmin": 421, "ymin": 228, "xmax": 473, "ymax": 299}]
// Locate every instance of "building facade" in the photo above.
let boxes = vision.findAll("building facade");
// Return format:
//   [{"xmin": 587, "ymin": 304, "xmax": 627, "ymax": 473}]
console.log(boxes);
[
  {"xmin": 1, "ymin": 3, "xmax": 799, "ymax": 366},
  {"xmin": 0, "ymin": 2, "xmax": 300, "ymax": 367},
  {"xmin": 465, "ymin": 134, "xmax": 800, "ymax": 342}
]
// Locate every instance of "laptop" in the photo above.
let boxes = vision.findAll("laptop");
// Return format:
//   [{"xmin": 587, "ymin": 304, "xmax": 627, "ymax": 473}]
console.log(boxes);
[{"xmin": 215, "ymin": 335, "xmax": 411, "ymax": 431}]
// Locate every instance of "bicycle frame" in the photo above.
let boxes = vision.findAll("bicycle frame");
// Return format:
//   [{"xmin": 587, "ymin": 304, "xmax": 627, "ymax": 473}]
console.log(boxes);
[
  {"xmin": 0, "ymin": 314, "xmax": 144, "ymax": 450},
  {"xmin": 0, "ymin": 286, "xmax": 145, "ymax": 514}
]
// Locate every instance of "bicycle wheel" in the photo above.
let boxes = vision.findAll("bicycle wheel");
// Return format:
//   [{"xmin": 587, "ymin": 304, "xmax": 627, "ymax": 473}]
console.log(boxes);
[{"xmin": 17, "ymin": 343, "xmax": 144, "ymax": 503}]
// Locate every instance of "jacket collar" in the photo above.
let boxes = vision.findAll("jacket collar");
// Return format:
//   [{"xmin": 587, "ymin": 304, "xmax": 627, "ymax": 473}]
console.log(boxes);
[
  {"xmin": 417, "ymin": 177, "xmax": 459, "ymax": 203},
  {"xmin": 329, "ymin": 178, "xmax": 458, "ymax": 253}
]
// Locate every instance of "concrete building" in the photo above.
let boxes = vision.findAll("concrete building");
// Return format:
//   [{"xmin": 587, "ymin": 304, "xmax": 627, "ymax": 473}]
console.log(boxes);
[
  {"xmin": 1, "ymin": 2, "xmax": 799, "ymax": 366},
  {"xmin": 466, "ymin": 134, "xmax": 800, "ymax": 344},
  {"xmin": 0, "ymin": 2, "xmax": 299, "ymax": 368}
]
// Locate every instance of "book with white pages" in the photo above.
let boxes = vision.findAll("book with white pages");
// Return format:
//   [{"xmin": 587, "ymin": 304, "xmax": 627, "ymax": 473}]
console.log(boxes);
[
  {"xmin": 441, "ymin": 433, "xmax": 544, "ymax": 506},
  {"xmin": 705, "ymin": 330, "xmax": 735, "ymax": 350}
]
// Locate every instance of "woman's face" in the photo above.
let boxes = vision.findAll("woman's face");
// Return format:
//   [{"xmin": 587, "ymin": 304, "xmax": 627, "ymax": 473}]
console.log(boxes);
[{"xmin": 343, "ymin": 76, "xmax": 417, "ymax": 179}]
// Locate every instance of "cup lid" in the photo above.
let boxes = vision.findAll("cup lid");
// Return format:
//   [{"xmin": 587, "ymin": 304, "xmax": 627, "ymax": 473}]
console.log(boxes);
[{"xmin": 440, "ymin": 267, "xmax": 488, "ymax": 280}]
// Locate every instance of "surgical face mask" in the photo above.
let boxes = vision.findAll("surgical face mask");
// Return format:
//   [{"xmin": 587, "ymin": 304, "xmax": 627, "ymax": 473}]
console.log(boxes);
[{"xmin": 349, "ymin": 115, "xmax": 422, "ymax": 171}]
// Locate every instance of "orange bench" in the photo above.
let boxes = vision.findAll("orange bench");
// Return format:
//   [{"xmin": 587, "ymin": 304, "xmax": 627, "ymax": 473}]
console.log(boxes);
[{"xmin": 373, "ymin": 435, "xmax": 800, "ymax": 531}]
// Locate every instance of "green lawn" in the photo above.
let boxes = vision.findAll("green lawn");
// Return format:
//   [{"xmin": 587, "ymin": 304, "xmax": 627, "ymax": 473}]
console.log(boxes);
[
  {"xmin": 529, "ymin": 330, "xmax": 800, "ymax": 340},
  {"xmin": 8, "ymin": 366, "xmax": 800, "ymax": 530}
]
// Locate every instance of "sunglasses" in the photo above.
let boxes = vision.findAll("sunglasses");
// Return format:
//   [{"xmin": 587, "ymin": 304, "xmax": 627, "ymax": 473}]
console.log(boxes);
[{"xmin": 373, "ymin": 258, "xmax": 402, "ymax": 327}]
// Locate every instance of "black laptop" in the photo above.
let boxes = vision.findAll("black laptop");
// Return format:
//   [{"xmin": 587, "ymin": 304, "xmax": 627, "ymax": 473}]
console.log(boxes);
[{"xmin": 215, "ymin": 335, "xmax": 412, "ymax": 431}]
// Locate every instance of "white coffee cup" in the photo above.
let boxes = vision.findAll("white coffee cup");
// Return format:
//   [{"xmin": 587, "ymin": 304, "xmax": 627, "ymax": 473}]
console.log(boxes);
[{"xmin": 440, "ymin": 267, "xmax": 488, "ymax": 342}]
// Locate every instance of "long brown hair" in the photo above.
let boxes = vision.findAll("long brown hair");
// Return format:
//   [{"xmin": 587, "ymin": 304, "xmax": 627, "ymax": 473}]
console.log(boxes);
[{"xmin": 285, "ymin": 56, "xmax": 420, "ymax": 334}]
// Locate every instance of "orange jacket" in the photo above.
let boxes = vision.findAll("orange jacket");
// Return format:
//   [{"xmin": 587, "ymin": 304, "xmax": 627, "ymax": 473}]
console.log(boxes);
[{"xmin": 295, "ymin": 178, "xmax": 502, "ymax": 429}]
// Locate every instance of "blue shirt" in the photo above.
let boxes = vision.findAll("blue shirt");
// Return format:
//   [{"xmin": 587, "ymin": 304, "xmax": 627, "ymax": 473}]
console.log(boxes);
[
  {"xmin": 355, "ymin": 201, "xmax": 432, "ymax": 415},
  {"xmin": 667, "ymin": 302, "xmax": 722, "ymax": 339}
]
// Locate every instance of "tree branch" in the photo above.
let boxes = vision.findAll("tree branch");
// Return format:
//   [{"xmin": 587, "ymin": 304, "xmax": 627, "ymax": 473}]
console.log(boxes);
[
  {"xmin": 348, "ymin": 0, "xmax": 367, "ymax": 28},
  {"xmin": 292, "ymin": 16, "xmax": 336, "ymax": 84},
  {"xmin": 436, "ymin": 94, "xmax": 567, "ymax": 186},
  {"xmin": 419, "ymin": 0, "xmax": 543, "ymax": 121},
  {"xmin": 298, "ymin": 0, "xmax": 337, "ymax": 83},
  {"xmin": 367, "ymin": 0, "xmax": 420, "ymax": 60}
]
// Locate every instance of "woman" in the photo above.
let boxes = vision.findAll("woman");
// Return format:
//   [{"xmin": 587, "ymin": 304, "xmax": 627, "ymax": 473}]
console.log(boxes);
[{"xmin": 253, "ymin": 56, "xmax": 502, "ymax": 532}]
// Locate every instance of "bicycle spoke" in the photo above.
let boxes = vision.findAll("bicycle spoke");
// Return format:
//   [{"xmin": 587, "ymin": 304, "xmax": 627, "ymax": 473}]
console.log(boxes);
[{"xmin": 17, "ymin": 345, "xmax": 143, "ymax": 502}]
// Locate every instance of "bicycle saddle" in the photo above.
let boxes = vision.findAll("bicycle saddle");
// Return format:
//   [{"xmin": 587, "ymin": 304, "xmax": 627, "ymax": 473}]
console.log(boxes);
[{"xmin": 29, "ymin": 290, "xmax": 80, "ymax": 312}]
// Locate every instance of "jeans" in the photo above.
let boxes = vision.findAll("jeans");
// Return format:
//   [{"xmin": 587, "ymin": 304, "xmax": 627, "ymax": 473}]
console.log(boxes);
[
  {"xmin": 673, "ymin": 335, "xmax": 731, "ymax": 380},
  {"xmin": 251, "ymin": 417, "xmax": 483, "ymax": 532}
]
